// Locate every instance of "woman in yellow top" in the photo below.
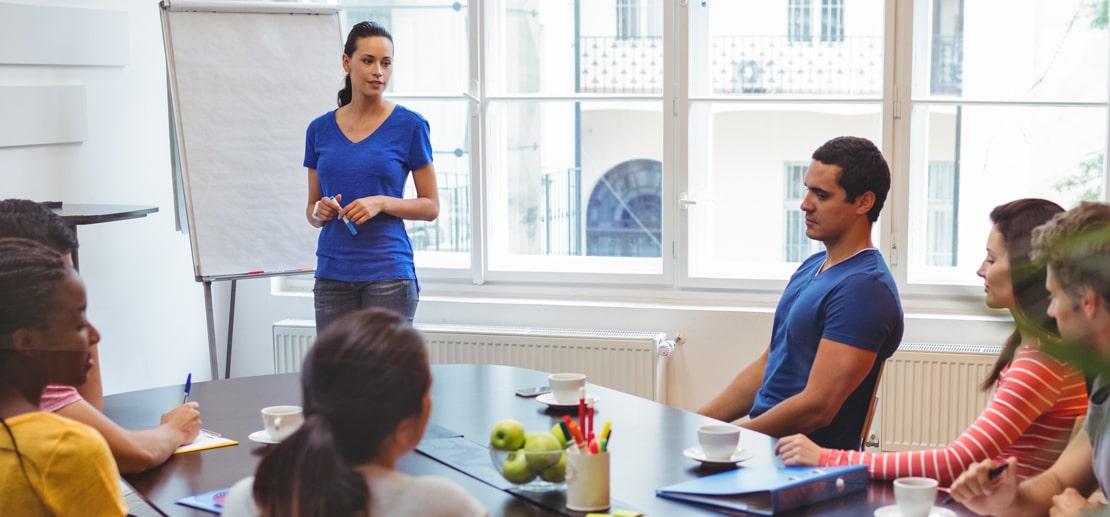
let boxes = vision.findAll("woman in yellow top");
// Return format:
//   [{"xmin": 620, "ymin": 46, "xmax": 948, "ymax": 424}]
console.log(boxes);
[{"xmin": 0, "ymin": 237, "xmax": 126, "ymax": 516}]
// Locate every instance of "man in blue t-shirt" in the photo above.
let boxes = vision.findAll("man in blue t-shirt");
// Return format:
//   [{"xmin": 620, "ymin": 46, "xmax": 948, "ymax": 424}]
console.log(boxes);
[{"xmin": 698, "ymin": 136, "xmax": 904, "ymax": 451}]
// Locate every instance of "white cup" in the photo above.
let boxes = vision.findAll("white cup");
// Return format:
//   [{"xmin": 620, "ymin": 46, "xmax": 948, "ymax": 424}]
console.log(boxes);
[
  {"xmin": 261, "ymin": 405, "xmax": 303, "ymax": 441},
  {"xmin": 697, "ymin": 423, "xmax": 741, "ymax": 461},
  {"xmin": 893, "ymin": 477, "xmax": 938, "ymax": 517},
  {"xmin": 549, "ymin": 373, "xmax": 587, "ymax": 404},
  {"xmin": 565, "ymin": 450, "xmax": 610, "ymax": 512}
]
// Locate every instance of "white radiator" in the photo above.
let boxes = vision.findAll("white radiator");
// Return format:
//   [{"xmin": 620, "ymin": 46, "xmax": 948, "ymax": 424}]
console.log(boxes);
[
  {"xmin": 271, "ymin": 319, "xmax": 675, "ymax": 402},
  {"xmin": 875, "ymin": 343, "xmax": 1001, "ymax": 451}
]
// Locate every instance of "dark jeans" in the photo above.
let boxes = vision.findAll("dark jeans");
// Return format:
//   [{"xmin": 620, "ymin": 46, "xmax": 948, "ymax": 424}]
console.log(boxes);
[{"xmin": 313, "ymin": 277, "xmax": 418, "ymax": 333}]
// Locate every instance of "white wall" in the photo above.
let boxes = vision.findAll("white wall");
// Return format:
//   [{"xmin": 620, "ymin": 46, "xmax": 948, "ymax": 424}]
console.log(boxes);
[{"xmin": 1, "ymin": 0, "xmax": 1014, "ymax": 414}]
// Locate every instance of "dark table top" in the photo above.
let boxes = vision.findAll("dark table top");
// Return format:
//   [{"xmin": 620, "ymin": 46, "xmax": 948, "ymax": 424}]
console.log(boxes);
[
  {"xmin": 104, "ymin": 364, "xmax": 977, "ymax": 516},
  {"xmin": 52, "ymin": 203, "xmax": 158, "ymax": 226}
]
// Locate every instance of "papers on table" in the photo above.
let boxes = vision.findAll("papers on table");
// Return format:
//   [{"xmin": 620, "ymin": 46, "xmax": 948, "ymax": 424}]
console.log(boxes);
[{"xmin": 174, "ymin": 429, "xmax": 237, "ymax": 454}]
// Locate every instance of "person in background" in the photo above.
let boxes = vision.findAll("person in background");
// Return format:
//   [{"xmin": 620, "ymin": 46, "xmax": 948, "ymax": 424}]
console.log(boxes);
[
  {"xmin": 221, "ymin": 308, "xmax": 486, "ymax": 517},
  {"xmin": 698, "ymin": 136, "xmax": 904, "ymax": 451},
  {"xmin": 0, "ymin": 238, "xmax": 126, "ymax": 516},
  {"xmin": 0, "ymin": 198, "xmax": 201, "ymax": 474},
  {"xmin": 777, "ymin": 198, "xmax": 1088, "ymax": 485},
  {"xmin": 950, "ymin": 201, "xmax": 1110, "ymax": 517},
  {"xmin": 306, "ymin": 21, "xmax": 439, "ymax": 332}
]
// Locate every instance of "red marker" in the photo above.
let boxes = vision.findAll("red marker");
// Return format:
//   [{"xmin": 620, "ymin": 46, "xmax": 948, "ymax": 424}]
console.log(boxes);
[{"xmin": 246, "ymin": 270, "xmax": 264, "ymax": 275}]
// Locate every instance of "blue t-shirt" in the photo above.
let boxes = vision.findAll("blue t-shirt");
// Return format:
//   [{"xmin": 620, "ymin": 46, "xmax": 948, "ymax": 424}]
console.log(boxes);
[
  {"xmin": 1087, "ymin": 375, "xmax": 1109, "ymax": 498},
  {"xmin": 304, "ymin": 105, "xmax": 433, "ymax": 282},
  {"xmin": 751, "ymin": 249, "xmax": 903, "ymax": 450}
]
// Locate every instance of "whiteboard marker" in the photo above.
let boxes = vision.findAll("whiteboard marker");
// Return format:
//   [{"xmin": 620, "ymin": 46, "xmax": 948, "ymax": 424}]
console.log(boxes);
[{"xmin": 330, "ymin": 195, "xmax": 359, "ymax": 235}]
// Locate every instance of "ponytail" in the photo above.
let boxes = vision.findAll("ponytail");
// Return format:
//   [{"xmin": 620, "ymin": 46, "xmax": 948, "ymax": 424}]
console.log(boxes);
[
  {"xmin": 337, "ymin": 74, "xmax": 353, "ymax": 107},
  {"xmin": 253, "ymin": 415, "xmax": 367, "ymax": 517}
]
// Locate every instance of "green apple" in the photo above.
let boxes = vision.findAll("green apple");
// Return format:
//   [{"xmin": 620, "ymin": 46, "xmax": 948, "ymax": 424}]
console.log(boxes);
[
  {"xmin": 523, "ymin": 432, "xmax": 562, "ymax": 471},
  {"xmin": 539, "ymin": 451, "xmax": 567, "ymax": 482},
  {"xmin": 489, "ymin": 419, "xmax": 525, "ymax": 451},
  {"xmin": 550, "ymin": 423, "xmax": 569, "ymax": 449},
  {"xmin": 501, "ymin": 450, "xmax": 538, "ymax": 484}
]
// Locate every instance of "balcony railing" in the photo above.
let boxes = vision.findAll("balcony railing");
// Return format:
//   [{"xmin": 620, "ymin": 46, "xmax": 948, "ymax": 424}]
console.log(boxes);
[
  {"xmin": 579, "ymin": 35, "xmax": 884, "ymax": 96},
  {"xmin": 930, "ymin": 35, "xmax": 963, "ymax": 95},
  {"xmin": 407, "ymin": 170, "xmax": 470, "ymax": 253}
]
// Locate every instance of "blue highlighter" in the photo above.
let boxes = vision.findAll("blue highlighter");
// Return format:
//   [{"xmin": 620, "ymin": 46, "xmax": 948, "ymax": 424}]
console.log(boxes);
[{"xmin": 330, "ymin": 195, "xmax": 359, "ymax": 235}]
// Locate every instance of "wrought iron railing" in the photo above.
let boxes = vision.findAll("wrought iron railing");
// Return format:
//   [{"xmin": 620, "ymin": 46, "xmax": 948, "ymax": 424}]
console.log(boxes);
[
  {"xmin": 407, "ymin": 170, "xmax": 470, "ymax": 252},
  {"xmin": 930, "ymin": 35, "xmax": 963, "ymax": 95},
  {"xmin": 579, "ymin": 35, "xmax": 885, "ymax": 96}
]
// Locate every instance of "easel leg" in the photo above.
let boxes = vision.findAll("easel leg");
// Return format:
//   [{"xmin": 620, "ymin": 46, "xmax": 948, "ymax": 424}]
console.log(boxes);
[
  {"xmin": 203, "ymin": 281, "xmax": 219, "ymax": 379},
  {"xmin": 225, "ymin": 280, "xmax": 236, "ymax": 379}
]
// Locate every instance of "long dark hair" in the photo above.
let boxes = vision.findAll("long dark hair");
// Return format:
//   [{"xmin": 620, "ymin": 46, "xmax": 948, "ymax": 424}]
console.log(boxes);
[
  {"xmin": 337, "ymin": 21, "xmax": 394, "ymax": 107},
  {"xmin": 981, "ymin": 198, "xmax": 1065, "ymax": 390},
  {"xmin": 252, "ymin": 308, "xmax": 430, "ymax": 517}
]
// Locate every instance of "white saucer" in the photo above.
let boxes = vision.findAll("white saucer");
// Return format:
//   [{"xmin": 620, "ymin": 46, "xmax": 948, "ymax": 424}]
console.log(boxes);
[
  {"xmin": 536, "ymin": 393, "xmax": 600, "ymax": 407},
  {"xmin": 873, "ymin": 504, "xmax": 956, "ymax": 517},
  {"xmin": 247, "ymin": 430, "xmax": 280, "ymax": 445},
  {"xmin": 683, "ymin": 446, "xmax": 752, "ymax": 465}
]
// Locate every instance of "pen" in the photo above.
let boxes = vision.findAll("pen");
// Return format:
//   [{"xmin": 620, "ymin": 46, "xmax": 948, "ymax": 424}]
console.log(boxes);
[
  {"xmin": 182, "ymin": 372, "xmax": 192, "ymax": 404},
  {"xmin": 587, "ymin": 398, "xmax": 595, "ymax": 442},
  {"xmin": 600, "ymin": 419, "xmax": 612, "ymax": 441},
  {"xmin": 942, "ymin": 462, "xmax": 1009, "ymax": 506},
  {"xmin": 330, "ymin": 195, "xmax": 358, "ymax": 235},
  {"xmin": 578, "ymin": 387, "xmax": 586, "ymax": 443}
]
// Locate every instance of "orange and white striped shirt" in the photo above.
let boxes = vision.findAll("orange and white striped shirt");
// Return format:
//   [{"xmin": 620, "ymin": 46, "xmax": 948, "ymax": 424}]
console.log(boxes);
[{"xmin": 819, "ymin": 346, "xmax": 1088, "ymax": 486}]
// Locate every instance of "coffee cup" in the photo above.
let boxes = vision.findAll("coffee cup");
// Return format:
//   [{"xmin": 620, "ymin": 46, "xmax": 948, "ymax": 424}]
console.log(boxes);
[
  {"xmin": 549, "ymin": 373, "xmax": 587, "ymax": 404},
  {"xmin": 697, "ymin": 423, "xmax": 741, "ymax": 461},
  {"xmin": 893, "ymin": 477, "xmax": 938, "ymax": 517},
  {"xmin": 261, "ymin": 405, "xmax": 303, "ymax": 441}
]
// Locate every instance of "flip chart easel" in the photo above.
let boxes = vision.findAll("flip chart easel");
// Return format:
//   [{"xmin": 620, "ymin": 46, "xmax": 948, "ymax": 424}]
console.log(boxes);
[{"xmin": 161, "ymin": 0, "xmax": 341, "ymax": 377}]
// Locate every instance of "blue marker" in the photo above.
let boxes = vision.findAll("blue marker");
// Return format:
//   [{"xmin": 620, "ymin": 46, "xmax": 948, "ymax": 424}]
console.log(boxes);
[{"xmin": 330, "ymin": 195, "xmax": 359, "ymax": 235}]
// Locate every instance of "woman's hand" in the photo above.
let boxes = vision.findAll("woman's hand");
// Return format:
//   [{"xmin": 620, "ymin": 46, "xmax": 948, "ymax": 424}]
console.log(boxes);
[
  {"xmin": 949, "ymin": 457, "xmax": 1020, "ymax": 516},
  {"xmin": 775, "ymin": 434, "xmax": 822, "ymax": 466},
  {"xmin": 340, "ymin": 195, "xmax": 388, "ymax": 224}
]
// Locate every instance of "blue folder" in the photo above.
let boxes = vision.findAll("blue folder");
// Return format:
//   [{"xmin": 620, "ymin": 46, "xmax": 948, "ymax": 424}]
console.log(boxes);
[
  {"xmin": 656, "ymin": 464, "xmax": 868, "ymax": 515},
  {"xmin": 176, "ymin": 487, "xmax": 230, "ymax": 514}
]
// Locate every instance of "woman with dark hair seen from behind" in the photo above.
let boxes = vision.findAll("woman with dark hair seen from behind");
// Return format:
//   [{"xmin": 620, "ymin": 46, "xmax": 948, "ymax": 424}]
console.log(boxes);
[
  {"xmin": 776, "ymin": 198, "xmax": 1089, "ymax": 485},
  {"xmin": 0, "ymin": 238, "xmax": 126, "ymax": 516},
  {"xmin": 307, "ymin": 21, "xmax": 439, "ymax": 333},
  {"xmin": 221, "ymin": 307, "xmax": 486, "ymax": 517}
]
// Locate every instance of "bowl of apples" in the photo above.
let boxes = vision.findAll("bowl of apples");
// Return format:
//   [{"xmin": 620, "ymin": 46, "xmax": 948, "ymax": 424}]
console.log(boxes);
[{"xmin": 489, "ymin": 419, "xmax": 568, "ymax": 492}]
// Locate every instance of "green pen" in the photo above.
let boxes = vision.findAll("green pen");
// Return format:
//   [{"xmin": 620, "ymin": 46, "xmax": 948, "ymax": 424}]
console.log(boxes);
[{"xmin": 599, "ymin": 437, "xmax": 608, "ymax": 453}]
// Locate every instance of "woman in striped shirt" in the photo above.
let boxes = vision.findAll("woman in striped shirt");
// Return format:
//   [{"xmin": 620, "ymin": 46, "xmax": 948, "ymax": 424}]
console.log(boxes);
[{"xmin": 776, "ymin": 198, "xmax": 1089, "ymax": 485}]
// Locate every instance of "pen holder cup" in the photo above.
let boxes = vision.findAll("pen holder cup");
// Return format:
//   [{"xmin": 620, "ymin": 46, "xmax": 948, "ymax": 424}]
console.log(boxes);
[
  {"xmin": 565, "ymin": 450, "xmax": 610, "ymax": 512},
  {"xmin": 489, "ymin": 447, "xmax": 567, "ymax": 492}
]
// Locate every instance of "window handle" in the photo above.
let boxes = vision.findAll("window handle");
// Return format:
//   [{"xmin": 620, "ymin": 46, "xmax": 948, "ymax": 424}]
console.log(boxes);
[{"xmin": 679, "ymin": 193, "xmax": 697, "ymax": 210}]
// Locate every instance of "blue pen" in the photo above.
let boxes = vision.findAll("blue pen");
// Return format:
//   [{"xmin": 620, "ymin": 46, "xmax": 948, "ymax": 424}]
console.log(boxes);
[
  {"xmin": 330, "ymin": 195, "xmax": 359, "ymax": 235},
  {"xmin": 182, "ymin": 373, "xmax": 192, "ymax": 404}
]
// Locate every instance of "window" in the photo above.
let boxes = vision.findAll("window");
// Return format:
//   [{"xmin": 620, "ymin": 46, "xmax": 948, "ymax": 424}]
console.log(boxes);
[
  {"xmin": 784, "ymin": 163, "xmax": 823, "ymax": 263},
  {"xmin": 323, "ymin": 0, "xmax": 1109, "ymax": 299}
]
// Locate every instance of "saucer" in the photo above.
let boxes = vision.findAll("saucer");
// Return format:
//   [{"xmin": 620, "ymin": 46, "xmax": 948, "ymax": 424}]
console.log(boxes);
[
  {"xmin": 536, "ymin": 393, "xmax": 600, "ymax": 407},
  {"xmin": 683, "ymin": 445, "xmax": 752, "ymax": 465},
  {"xmin": 247, "ymin": 430, "xmax": 280, "ymax": 445},
  {"xmin": 873, "ymin": 504, "xmax": 956, "ymax": 517}
]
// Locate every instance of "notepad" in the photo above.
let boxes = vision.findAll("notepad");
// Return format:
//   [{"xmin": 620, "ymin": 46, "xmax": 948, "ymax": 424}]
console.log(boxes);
[
  {"xmin": 176, "ymin": 487, "xmax": 230, "ymax": 514},
  {"xmin": 174, "ymin": 429, "xmax": 238, "ymax": 454}
]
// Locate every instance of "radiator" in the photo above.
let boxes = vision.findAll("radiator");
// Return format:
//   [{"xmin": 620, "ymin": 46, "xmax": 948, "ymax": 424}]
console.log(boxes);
[
  {"xmin": 875, "ymin": 343, "xmax": 1001, "ymax": 451},
  {"xmin": 272, "ymin": 319, "xmax": 675, "ymax": 402}
]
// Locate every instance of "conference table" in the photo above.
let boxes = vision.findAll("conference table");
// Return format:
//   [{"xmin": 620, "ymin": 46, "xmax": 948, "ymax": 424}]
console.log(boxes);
[{"xmin": 104, "ymin": 364, "xmax": 978, "ymax": 516}]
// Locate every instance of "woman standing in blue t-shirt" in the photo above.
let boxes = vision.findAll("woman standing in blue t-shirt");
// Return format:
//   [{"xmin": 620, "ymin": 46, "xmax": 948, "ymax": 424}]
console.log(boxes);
[{"xmin": 306, "ymin": 21, "xmax": 439, "ymax": 331}]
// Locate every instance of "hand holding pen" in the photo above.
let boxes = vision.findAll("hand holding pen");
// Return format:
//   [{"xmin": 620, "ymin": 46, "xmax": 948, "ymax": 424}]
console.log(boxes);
[
  {"xmin": 944, "ymin": 458, "xmax": 1014, "ymax": 509},
  {"xmin": 169, "ymin": 372, "xmax": 203, "ymax": 444}
]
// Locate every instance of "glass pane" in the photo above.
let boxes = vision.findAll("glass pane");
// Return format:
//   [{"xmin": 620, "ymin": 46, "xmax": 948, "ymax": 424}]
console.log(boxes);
[
  {"xmin": 399, "ymin": 100, "xmax": 472, "ymax": 263},
  {"xmin": 907, "ymin": 104, "xmax": 1109, "ymax": 285},
  {"xmin": 692, "ymin": 0, "xmax": 884, "ymax": 97},
  {"xmin": 686, "ymin": 103, "xmax": 881, "ymax": 279},
  {"xmin": 487, "ymin": 0, "xmax": 665, "ymax": 95},
  {"xmin": 339, "ymin": 2, "xmax": 468, "ymax": 95},
  {"xmin": 486, "ymin": 100, "xmax": 664, "ymax": 272},
  {"xmin": 915, "ymin": 0, "xmax": 1109, "ymax": 100}
]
